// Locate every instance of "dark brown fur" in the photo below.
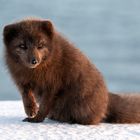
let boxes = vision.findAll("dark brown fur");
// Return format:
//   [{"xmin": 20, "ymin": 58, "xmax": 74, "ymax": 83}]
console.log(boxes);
[
  {"xmin": 3, "ymin": 18, "xmax": 140, "ymax": 124},
  {"xmin": 106, "ymin": 93, "xmax": 140, "ymax": 123}
]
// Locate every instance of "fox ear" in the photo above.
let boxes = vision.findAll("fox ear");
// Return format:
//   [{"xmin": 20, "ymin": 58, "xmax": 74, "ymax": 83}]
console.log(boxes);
[
  {"xmin": 41, "ymin": 20, "xmax": 54, "ymax": 39},
  {"xmin": 3, "ymin": 24, "xmax": 18, "ymax": 45}
]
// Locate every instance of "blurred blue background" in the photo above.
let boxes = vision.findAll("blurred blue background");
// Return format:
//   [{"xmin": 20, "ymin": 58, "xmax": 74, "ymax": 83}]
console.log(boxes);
[{"xmin": 0, "ymin": 0, "xmax": 140, "ymax": 100}]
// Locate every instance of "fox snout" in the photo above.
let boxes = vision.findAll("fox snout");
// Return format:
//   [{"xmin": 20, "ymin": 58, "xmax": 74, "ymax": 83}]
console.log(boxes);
[
  {"xmin": 19, "ymin": 49, "xmax": 42, "ymax": 68},
  {"xmin": 25, "ymin": 49, "xmax": 42, "ymax": 68},
  {"xmin": 31, "ymin": 57, "xmax": 38, "ymax": 65},
  {"xmin": 26, "ymin": 55, "xmax": 41, "ymax": 68}
]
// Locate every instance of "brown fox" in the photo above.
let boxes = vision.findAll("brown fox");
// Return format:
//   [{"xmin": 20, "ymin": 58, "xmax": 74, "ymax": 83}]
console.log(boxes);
[{"xmin": 3, "ymin": 18, "xmax": 140, "ymax": 124}]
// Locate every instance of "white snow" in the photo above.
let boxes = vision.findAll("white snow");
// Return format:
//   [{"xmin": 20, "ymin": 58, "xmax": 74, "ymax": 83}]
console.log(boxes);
[{"xmin": 0, "ymin": 101, "xmax": 140, "ymax": 140}]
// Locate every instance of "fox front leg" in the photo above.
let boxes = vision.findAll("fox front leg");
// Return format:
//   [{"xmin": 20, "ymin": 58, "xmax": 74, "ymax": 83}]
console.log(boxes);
[
  {"xmin": 23, "ymin": 91, "xmax": 54, "ymax": 123},
  {"xmin": 21, "ymin": 85, "xmax": 38, "ymax": 118}
]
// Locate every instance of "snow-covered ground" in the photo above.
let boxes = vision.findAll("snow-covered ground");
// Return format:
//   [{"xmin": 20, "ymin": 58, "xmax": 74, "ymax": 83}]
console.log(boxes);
[{"xmin": 0, "ymin": 101, "xmax": 140, "ymax": 140}]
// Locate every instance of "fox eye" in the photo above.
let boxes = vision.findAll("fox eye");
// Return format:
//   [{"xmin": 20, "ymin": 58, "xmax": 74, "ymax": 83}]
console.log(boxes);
[{"xmin": 18, "ymin": 44, "xmax": 27, "ymax": 50}]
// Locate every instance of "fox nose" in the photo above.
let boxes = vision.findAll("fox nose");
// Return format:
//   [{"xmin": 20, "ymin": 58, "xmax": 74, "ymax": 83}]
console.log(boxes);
[{"xmin": 31, "ymin": 58, "xmax": 38, "ymax": 65}]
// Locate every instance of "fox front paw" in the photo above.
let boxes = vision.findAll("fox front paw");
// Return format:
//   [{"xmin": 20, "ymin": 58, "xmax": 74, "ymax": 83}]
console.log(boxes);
[
  {"xmin": 25, "ymin": 105, "xmax": 38, "ymax": 118},
  {"xmin": 22, "ymin": 116, "xmax": 44, "ymax": 123}
]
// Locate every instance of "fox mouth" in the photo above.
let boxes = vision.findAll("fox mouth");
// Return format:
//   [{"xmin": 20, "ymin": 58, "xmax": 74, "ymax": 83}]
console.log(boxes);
[
  {"xmin": 22, "ymin": 62, "xmax": 40, "ymax": 69},
  {"xmin": 20, "ymin": 58, "xmax": 41, "ymax": 69},
  {"xmin": 27, "ymin": 63, "xmax": 40, "ymax": 69}
]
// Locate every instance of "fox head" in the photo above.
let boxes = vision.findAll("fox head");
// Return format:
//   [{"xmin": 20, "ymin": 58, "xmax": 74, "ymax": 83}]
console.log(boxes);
[{"xmin": 3, "ymin": 19, "xmax": 54, "ymax": 68}]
